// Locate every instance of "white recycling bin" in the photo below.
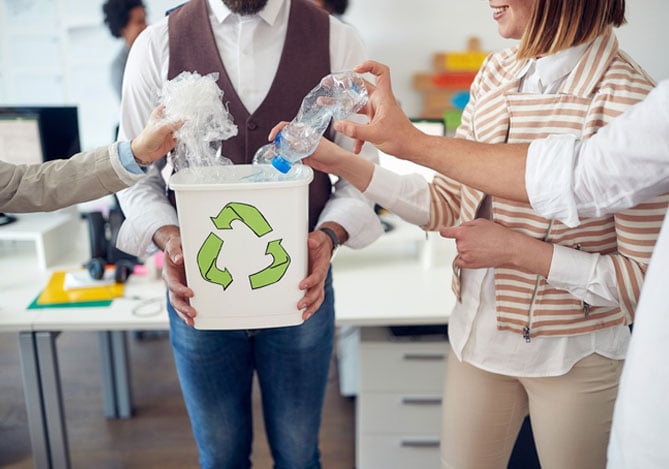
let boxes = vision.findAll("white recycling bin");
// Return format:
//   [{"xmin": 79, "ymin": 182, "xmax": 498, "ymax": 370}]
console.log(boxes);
[{"xmin": 168, "ymin": 165, "xmax": 313, "ymax": 329}]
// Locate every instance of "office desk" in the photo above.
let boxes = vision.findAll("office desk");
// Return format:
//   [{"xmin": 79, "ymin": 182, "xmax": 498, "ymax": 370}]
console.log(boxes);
[
  {"xmin": 1, "ymin": 214, "xmax": 455, "ymax": 469},
  {"xmin": 1, "ymin": 223, "xmax": 168, "ymax": 469}
]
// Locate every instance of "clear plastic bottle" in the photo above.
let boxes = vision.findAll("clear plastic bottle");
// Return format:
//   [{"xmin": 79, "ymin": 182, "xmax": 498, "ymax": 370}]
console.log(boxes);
[{"xmin": 253, "ymin": 71, "xmax": 368, "ymax": 174}]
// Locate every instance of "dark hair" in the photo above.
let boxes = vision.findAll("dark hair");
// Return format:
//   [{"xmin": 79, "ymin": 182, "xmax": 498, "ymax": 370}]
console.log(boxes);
[
  {"xmin": 322, "ymin": 0, "xmax": 349, "ymax": 15},
  {"xmin": 518, "ymin": 0, "xmax": 626, "ymax": 58},
  {"xmin": 102, "ymin": 0, "xmax": 146, "ymax": 38}
]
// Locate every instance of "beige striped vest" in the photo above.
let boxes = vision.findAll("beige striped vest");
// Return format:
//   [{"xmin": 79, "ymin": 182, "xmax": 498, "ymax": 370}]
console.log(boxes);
[{"xmin": 425, "ymin": 31, "xmax": 668, "ymax": 339}]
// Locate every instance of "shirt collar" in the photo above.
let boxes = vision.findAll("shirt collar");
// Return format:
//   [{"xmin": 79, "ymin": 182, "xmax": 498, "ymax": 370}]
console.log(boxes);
[
  {"xmin": 516, "ymin": 41, "xmax": 591, "ymax": 87},
  {"xmin": 208, "ymin": 0, "xmax": 285, "ymax": 25}
]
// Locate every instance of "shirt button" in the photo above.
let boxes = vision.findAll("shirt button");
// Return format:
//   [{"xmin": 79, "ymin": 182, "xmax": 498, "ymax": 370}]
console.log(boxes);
[{"xmin": 247, "ymin": 121, "xmax": 258, "ymax": 130}]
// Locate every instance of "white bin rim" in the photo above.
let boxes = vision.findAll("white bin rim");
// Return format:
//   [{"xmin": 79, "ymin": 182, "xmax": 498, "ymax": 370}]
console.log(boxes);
[{"xmin": 169, "ymin": 165, "xmax": 314, "ymax": 192}]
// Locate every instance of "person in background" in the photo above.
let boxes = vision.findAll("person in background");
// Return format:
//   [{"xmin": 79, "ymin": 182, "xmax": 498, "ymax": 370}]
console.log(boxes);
[
  {"xmin": 298, "ymin": 1, "xmax": 668, "ymax": 468},
  {"xmin": 102, "ymin": 0, "xmax": 148, "ymax": 101},
  {"xmin": 331, "ymin": 62, "xmax": 669, "ymax": 469},
  {"xmin": 1, "ymin": 105, "xmax": 179, "ymax": 213},
  {"xmin": 114, "ymin": 0, "xmax": 383, "ymax": 467},
  {"xmin": 313, "ymin": 0, "xmax": 348, "ymax": 16}
]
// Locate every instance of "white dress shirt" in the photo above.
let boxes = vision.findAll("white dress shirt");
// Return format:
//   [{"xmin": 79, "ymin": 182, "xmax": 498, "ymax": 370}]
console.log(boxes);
[
  {"xmin": 116, "ymin": 0, "xmax": 382, "ymax": 256},
  {"xmin": 365, "ymin": 43, "xmax": 629, "ymax": 377},
  {"xmin": 524, "ymin": 79, "xmax": 669, "ymax": 469}
]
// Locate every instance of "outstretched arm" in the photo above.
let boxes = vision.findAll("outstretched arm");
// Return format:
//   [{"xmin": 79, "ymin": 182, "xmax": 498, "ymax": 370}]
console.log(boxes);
[
  {"xmin": 0, "ymin": 106, "xmax": 181, "ymax": 213},
  {"xmin": 328, "ymin": 60, "xmax": 530, "ymax": 202},
  {"xmin": 336, "ymin": 61, "xmax": 669, "ymax": 225}
]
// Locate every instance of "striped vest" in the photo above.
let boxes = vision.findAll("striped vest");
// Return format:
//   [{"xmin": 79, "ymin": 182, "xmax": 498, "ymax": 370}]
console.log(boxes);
[{"xmin": 425, "ymin": 31, "xmax": 668, "ymax": 338}]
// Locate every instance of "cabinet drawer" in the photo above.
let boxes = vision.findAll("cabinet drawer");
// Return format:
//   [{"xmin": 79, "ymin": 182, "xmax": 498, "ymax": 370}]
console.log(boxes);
[
  {"xmin": 359, "ymin": 346, "xmax": 448, "ymax": 392},
  {"xmin": 358, "ymin": 392, "xmax": 442, "ymax": 434},
  {"xmin": 358, "ymin": 434, "xmax": 441, "ymax": 469}
]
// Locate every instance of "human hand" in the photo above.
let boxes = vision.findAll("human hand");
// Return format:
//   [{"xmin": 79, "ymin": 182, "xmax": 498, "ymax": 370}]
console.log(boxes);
[
  {"xmin": 440, "ymin": 219, "xmax": 521, "ymax": 270},
  {"xmin": 297, "ymin": 230, "xmax": 333, "ymax": 320},
  {"xmin": 332, "ymin": 60, "xmax": 422, "ymax": 157},
  {"xmin": 160, "ymin": 230, "xmax": 196, "ymax": 326},
  {"xmin": 130, "ymin": 105, "xmax": 183, "ymax": 165},
  {"xmin": 267, "ymin": 121, "xmax": 355, "ymax": 177}
]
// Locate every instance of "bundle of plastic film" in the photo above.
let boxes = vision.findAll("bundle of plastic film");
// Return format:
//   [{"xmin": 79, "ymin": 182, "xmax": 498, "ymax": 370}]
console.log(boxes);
[{"xmin": 159, "ymin": 71, "xmax": 238, "ymax": 173}]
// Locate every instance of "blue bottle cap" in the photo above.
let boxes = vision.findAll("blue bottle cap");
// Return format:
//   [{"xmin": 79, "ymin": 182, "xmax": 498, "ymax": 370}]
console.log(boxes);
[{"xmin": 271, "ymin": 155, "xmax": 292, "ymax": 173}]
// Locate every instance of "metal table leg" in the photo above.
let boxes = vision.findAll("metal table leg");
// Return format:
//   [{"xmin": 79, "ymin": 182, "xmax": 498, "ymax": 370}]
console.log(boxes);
[
  {"xmin": 18, "ymin": 331, "xmax": 51, "ymax": 469},
  {"xmin": 110, "ymin": 330, "xmax": 132, "ymax": 418},
  {"xmin": 98, "ymin": 330, "xmax": 133, "ymax": 419},
  {"xmin": 98, "ymin": 331, "xmax": 118, "ymax": 418},
  {"xmin": 35, "ymin": 331, "xmax": 71, "ymax": 469}
]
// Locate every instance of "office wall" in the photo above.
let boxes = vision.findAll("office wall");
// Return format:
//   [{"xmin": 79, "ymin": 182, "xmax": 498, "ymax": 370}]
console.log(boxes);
[
  {"xmin": 344, "ymin": 0, "xmax": 669, "ymax": 117},
  {"xmin": 0, "ymin": 0, "xmax": 666, "ymax": 151}
]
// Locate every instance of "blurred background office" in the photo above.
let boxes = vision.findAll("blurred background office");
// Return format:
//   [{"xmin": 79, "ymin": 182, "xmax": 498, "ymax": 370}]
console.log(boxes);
[{"xmin": 1, "ymin": 0, "xmax": 667, "ymax": 155}]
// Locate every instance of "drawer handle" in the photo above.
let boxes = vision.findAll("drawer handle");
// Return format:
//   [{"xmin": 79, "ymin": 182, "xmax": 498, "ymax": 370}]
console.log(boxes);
[
  {"xmin": 400, "ymin": 438, "xmax": 440, "ymax": 448},
  {"xmin": 402, "ymin": 353, "xmax": 445, "ymax": 361},
  {"xmin": 402, "ymin": 397, "xmax": 442, "ymax": 406}
]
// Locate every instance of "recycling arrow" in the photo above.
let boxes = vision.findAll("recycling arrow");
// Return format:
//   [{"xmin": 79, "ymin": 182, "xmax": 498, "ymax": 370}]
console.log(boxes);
[
  {"xmin": 197, "ymin": 232, "xmax": 233, "ymax": 290},
  {"xmin": 249, "ymin": 239, "xmax": 291, "ymax": 289},
  {"xmin": 196, "ymin": 201, "xmax": 293, "ymax": 291},
  {"xmin": 211, "ymin": 202, "xmax": 272, "ymax": 237}
]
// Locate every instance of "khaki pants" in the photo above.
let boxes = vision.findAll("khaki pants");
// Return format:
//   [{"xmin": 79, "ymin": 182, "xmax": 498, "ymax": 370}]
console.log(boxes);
[{"xmin": 440, "ymin": 346, "xmax": 623, "ymax": 469}]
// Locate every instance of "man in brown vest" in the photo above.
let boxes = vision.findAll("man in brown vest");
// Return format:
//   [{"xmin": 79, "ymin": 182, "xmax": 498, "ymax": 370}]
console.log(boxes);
[{"xmin": 114, "ymin": 0, "xmax": 382, "ymax": 467}]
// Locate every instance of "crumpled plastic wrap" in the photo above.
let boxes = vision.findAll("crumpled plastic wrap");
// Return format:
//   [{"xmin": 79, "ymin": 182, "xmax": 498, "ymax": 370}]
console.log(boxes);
[{"xmin": 159, "ymin": 71, "xmax": 238, "ymax": 171}]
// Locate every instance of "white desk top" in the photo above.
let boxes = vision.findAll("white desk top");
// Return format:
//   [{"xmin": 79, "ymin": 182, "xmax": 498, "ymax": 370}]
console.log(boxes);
[
  {"xmin": 0, "ymin": 240, "xmax": 52, "ymax": 331},
  {"xmin": 1, "ymin": 215, "xmax": 455, "ymax": 332},
  {"xmin": 0, "ymin": 221, "xmax": 169, "ymax": 332},
  {"xmin": 333, "ymin": 215, "xmax": 455, "ymax": 326}
]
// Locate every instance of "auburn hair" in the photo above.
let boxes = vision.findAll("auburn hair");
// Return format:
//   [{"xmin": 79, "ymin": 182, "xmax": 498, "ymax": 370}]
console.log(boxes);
[{"xmin": 517, "ymin": 0, "xmax": 626, "ymax": 59}]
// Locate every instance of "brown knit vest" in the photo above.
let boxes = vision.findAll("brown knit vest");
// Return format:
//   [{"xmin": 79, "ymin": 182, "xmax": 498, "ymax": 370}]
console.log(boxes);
[{"xmin": 167, "ymin": 0, "xmax": 333, "ymax": 230}]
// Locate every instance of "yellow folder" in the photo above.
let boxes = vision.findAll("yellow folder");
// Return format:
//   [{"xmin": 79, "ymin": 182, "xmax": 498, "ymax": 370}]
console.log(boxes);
[{"xmin": 36, "ymin": 271, "xmax": 124, "ymax": 305}]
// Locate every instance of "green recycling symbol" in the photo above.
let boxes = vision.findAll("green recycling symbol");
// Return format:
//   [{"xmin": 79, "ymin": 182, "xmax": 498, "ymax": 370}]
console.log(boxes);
[{"xmin": 196, "ymin": 202, "xmax": 291, "ymax": 290}]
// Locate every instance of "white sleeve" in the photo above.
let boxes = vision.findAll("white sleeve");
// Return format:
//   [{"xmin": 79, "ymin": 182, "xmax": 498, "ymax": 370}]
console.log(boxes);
[
  {"xmin": 526, "ymin": 134, "xmax": 581, "ymax": 227},
  {"xmin": 115, "ymin": 21, "xmax": 177, "ymax": 257},
  {"xmin": 364, "ymin": 165, "xmax": 431, "ymax": 227},
  {"xmin": 548, "ymin": 245, "xmax": 619, "ymax": 307},
  {"xmin": 527, "ymin": 80, "xmax": 669, "ymax": 227}
]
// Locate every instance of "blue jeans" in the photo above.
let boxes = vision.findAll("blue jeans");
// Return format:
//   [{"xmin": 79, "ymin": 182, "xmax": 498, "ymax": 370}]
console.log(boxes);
[{"xmin": 168, "ymin": 269, "xmax": 335, "ymax": 469}]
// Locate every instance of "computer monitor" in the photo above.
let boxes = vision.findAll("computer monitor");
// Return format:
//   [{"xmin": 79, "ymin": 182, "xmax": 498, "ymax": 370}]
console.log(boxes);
[
  {"xmin": 0, "ymin": 106, "xmax": 81, "ymax": 225},
  {"xmin": 0, "ymin": 106, "xmax": 81, "ymax": 162}
]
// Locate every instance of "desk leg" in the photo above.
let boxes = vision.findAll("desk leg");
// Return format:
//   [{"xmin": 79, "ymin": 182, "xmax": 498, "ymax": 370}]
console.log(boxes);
[
  {"xmin": 18, "ymin": 332, "xmax": 52, "ymax": 469},
  {"xmin": 35, "ymin": 331, "xmax": 71, "ymax": 469},
  {"xmin": 97, "ymin": 331, "xmax": 133, "ymax": 419},
  {"xmin": 111, "ymin": 331, "xmax": 133, "ymax": 418},
  {"xmin": 98, "ymin": 331, "xmax": 118, "ymax": 418}
]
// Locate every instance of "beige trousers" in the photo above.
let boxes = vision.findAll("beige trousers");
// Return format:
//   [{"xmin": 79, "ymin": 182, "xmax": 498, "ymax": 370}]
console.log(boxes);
[{"xmin": 440, "ymin": 347, "xmax": 623, "ymax": 469}]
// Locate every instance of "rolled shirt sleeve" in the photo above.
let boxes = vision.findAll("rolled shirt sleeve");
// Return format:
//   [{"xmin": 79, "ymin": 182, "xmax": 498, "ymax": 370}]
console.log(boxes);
[
  {"xmin": 527, "ymin": 81, "xmax": 669, "ymax": 226},
  {"xmin": 526, "ymin": 135, "xmax": 581, "ymax": 228},
  {"xmin": 547, "ymin": 244, "xmax": 620, "ymax": 307}
]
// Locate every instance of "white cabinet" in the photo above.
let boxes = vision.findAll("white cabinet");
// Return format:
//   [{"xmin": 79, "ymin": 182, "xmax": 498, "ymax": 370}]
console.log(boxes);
[
  {"xmin": 357, "ymin": 327, "xmax": 449, "ymax": 469},
  {"xmin": 0, "ymin": 207, "xmax": 81, "ymax": 269}
]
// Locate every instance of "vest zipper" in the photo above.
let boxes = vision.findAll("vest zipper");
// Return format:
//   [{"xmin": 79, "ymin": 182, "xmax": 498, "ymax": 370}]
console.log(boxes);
[{"xmin": 524, "ymin": 219, "xmax": 555, "ymax": 343}]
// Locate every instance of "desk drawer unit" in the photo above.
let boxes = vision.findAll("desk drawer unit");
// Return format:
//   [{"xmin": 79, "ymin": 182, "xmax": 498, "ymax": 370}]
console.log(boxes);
[{"xmin": 357, "ymin": 327, "xmax": 448, "ymax": 469}]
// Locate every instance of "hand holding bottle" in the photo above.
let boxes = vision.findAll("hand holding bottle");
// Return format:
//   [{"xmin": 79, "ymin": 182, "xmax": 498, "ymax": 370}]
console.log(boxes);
[
  {"xmin": 333, "ymin": 61, "xmax": 424, "ymax": 159},
  {"xmin": 253, "ymin": 71, "xmax": 368, "ymax": 173}
]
